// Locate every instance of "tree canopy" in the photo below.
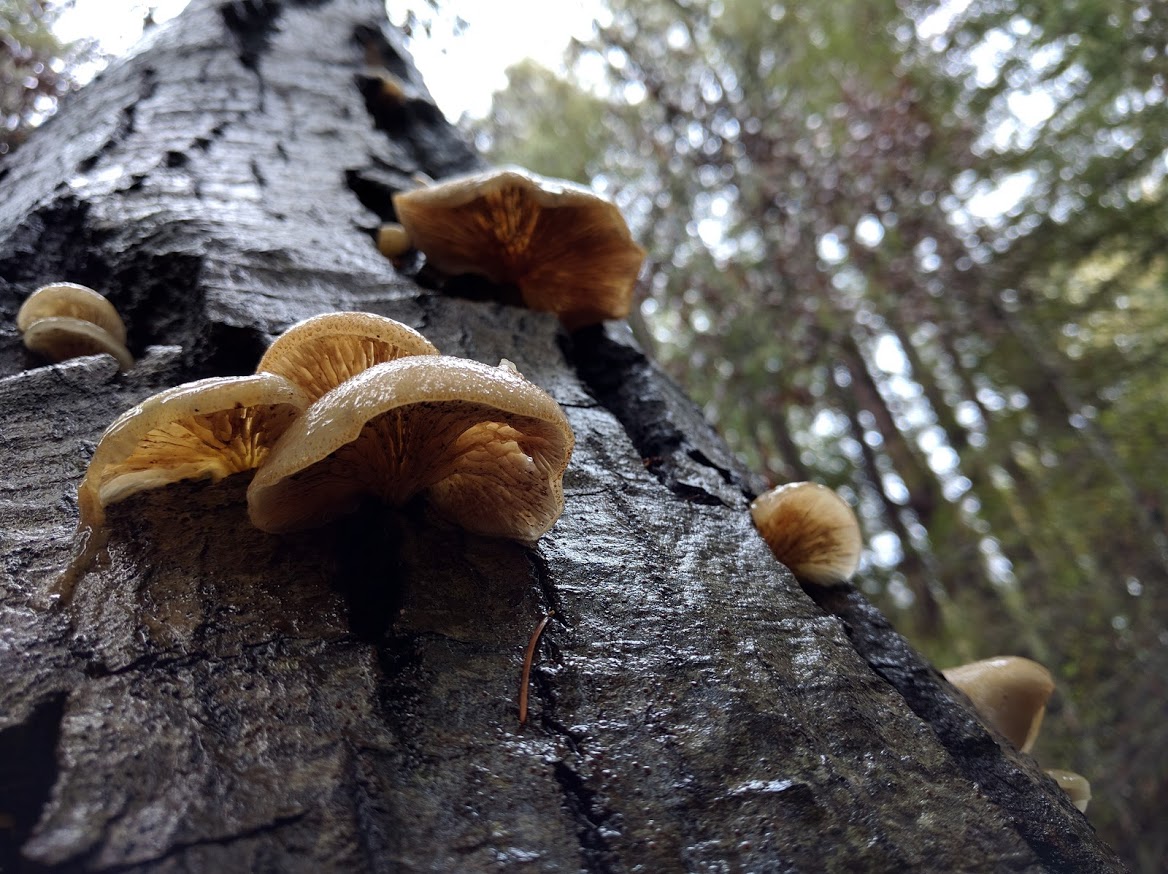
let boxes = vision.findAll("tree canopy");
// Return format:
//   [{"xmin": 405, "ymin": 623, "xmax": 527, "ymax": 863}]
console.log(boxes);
[{"xmin": 471, "ymin": 0, "xmax": 1168, "ymax": 869}]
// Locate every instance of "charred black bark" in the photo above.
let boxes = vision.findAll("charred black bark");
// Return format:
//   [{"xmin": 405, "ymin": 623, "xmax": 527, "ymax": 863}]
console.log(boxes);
[{"xmin": 0, "ymin": 1, "xmax": 1124, "ymax": 871}]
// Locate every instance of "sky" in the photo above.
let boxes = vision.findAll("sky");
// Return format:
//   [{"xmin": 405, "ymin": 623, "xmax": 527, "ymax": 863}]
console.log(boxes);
[{"xmin": 53, "ymin": 0, "xmax": 599, "ymax": 120}]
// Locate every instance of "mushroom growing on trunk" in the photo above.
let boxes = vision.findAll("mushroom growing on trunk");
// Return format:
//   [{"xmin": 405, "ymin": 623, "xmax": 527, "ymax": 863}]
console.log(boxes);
[
  {"xmin": 17, "ymin": 282, "xmax": 134, "ymax": 371},
  {"xmin": 55, "ymin": 373, "xmax": 310, "ymax": 603},
  {"xmin": 391, "ymin": 166, "xmax": 646, "ymax": 330},
  {"xmin": 750, "ymin": 481, "xmax": 863, "ymax": 585},
  {"xmin": 247, "ymin": 356, "xmax": 574, "ymax": 540},
  {"xmin": 942, "ymin": 656, "xmax": 1055, "ymax": 753}
]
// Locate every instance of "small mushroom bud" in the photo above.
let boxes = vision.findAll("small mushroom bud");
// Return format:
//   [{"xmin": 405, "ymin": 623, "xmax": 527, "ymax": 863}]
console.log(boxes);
[
  {"xmin": 942, "ymin": 656, "xmax": 1055, "ymax": 753},
  {"xmin": 1045, "ymin": 769, "xmax": 1091, "ymax": 813},
  {"xmin": 247, "ymin": 355, "xmax": 575, "ymax": 540},
  {"xmin": 392, "ymin": 166, "xmax": 646, "ymax": 330},
  {"xmin": 750, "ymin": 482, "xmax": 863, "ymax": 585},
  {"xmin": 255, "ymin": 311, "xmax": 439, "ymax": 402},
  {"xmin": 377, "ymin": 223, "xmax": 413, "ymax": 259},
  {"xmin": 17, "ymin": 282, "xmax": 133, "ymax": 371}
]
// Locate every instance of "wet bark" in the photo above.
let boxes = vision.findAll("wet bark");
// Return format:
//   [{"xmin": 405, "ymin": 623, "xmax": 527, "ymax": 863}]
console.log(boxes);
[{"xmin": 0, "ymin": 1, "xmax": 1124, "ymax": 871}]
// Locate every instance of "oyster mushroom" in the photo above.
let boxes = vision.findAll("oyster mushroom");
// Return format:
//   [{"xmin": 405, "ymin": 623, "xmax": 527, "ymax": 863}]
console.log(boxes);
[
  {"xmin": 54, "ymin": 373, "xmax": 310, "ymax": 603},
  {"xmin": 1045, "ymin": 769, "xmax": 1091, "ymax": 813},
  {"xmin": 392, "ymin": 166, "xmax": 646, "ymax": 329},
  {"xmin": 750, "ymin": 482, "xmax": 863, "ymax": 585},
  {"xmin": 17, "ymin": 282, "xmax": 133, "ymax": 371},
  {"xmin": 247, "ymin": 356, "xmax": 574, "ymax": 539},
  {"xmin": 942, "ymin": 656, "xmax": 1055, "ymax": 753},
  {"xmin": 256, "ymin": 311, "xmax": 439, "ymax": 402}
]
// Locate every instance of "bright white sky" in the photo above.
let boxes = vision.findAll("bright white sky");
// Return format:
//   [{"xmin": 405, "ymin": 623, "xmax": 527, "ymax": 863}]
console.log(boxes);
[{"xmin": 54, "ymin": 0, "xmax": 600, "ymax": 120}]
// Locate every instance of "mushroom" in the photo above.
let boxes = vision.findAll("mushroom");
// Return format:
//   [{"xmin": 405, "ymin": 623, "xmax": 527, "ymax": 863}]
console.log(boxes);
[
  {"xmin": 377, "ymin": 223, "xmax": 413, "ymax": 259},
  {"xmin": 750, "ymin": 482, "xmax": 863, "ymax": 585},
  {"xmin": 54, "ymin": 373, "xmax": 310, "ymax": 604},
  {"xmin": 247, "ymin": 356, "xmax": 574, "ymax": 540},
  {"xmin": 391, "ymin": 166, "xmax": 646, "ymax": 329},
  {"xmin": 17, "ymin": 282, "xmax": 133, "ymax": 370},
  {"xmin": 255, "ymin": 311, "xmax": 439, "ymax": 402},
  {"xmin": 942, "ymin": 656, "xmax": 1055, "ymax": 753},
  {"xmin": 1045, "ymin": 769, "xmax": 1091, "ymax": 813}
]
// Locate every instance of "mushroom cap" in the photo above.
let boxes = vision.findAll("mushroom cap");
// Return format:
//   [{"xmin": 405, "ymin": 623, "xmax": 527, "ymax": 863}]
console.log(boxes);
[
  {"xmin": 750, "ymin": 482, "xmax": 863, "ymax": 585},
  {"xmin": 942, "ymin": 656, "xmax": 1055, "ymax": 753},
  {"xmin": 18, "ymin": 282, "xmax": 128, "ymax": 344},
  {"xmin": 78, "ymin": 373, "xmax": 311, "ymax": 530},
  {"xmin": 377, "ymin": 223, "xmax": 413, "ymax": 259},
  {"xmin": 392, "ymin": 165, "xmax": 646, "ymax": 329},
  {"xmin": 21, "ymin": 317, "xmax": 135, "ymax": 372},
  {"xmin": 256, "ymin": 311, "xmax": 439, "ymax": 402},
  {"xmin": 1045, "ymin": 769, "xmax": 1091, "ymax": 813},
  {"xmin": 247, "ymin": 355, "xmax": 575, "ymax": 539}
]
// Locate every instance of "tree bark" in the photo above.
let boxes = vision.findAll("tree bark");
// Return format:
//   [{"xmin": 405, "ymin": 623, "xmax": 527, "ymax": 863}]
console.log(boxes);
[{"xmin": 0, "ymin": 1, "xmax": 1123, "ymax": 871}]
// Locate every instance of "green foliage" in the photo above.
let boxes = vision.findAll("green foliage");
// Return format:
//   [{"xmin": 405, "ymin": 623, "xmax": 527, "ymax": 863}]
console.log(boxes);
[
  {"xmin": 0, "ymin": 0, "xmax": 80, "ymax": 154},
  {"xmin": 472, "ymin": 0, "xmax": 1168, "ymax": 867}
]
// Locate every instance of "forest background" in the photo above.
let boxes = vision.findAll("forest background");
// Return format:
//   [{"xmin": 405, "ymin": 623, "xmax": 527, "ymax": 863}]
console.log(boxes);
[{"xmin": 4, "ymin": 1, "xmax": 1166, "ymax": 870}]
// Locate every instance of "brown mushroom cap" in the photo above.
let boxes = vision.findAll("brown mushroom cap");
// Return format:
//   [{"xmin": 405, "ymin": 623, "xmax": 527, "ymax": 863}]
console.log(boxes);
[
  {"xmin": 1045, "ymin": 769, "xmax": 1091, "ymax": 813},
  {"xmin": 392, "ymin": 166, "xmax": 646, "ymax": 330},
  {"xmin": 77, "ymin": 373, "xmax": 311, "ymax": 532},
  {"xmin": 17, "ymin": 282, "xmax": 128, "ymax": 344},
  {"xmin": 942, "ymin": 656, "xmax": 1055, "ymax": 753},
  {"xmin": 255, "ymin": 311, "xmax": 439, "ymax": 402},
  {"xmin": 21, "ymin": 317, "xmax": 135, "ymax": 371},
  {"xmin": 750, "ymin": 482, "xmax": 863, "ymax": 585},
  {"xmin": 247, "ymin": 355, "xmax": 574, "ymax": 539}
]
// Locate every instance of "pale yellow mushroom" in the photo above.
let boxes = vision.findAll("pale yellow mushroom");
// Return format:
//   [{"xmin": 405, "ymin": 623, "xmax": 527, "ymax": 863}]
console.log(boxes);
[
  {"xmin": 17, "ymin": 282, "xmax": 133, "ymax": 370},
  {"xmin": 750, "ymin": 482, "xmax": 863, "ymax": 585},
  {"xmin": 255, "ymin": 311, "xmax": 438, "ymax": 403},
  {"xmin": 392, "ymin": 166, "xmax": 646, "ymax": 330},
  {"xmin": 1045, "ymin": 769, "xmax": 1091, "ymax": 813},
  {"xmin": 247, "ymin": 355, "xmax": 574, "ymax": 540},
  {"xmin": 942, "ymin": 656, "xmax": 1055, "ymax": 753},
  {"xmin": 54, "ymin": 373, "xmax": 310, "ymax": 604}
]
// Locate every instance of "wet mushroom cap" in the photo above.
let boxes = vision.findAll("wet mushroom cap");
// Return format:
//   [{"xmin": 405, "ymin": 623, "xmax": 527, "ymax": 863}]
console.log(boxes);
[
  {"xmin": 247, "ymin": 355, "xmax": 574, "ymax": 539},
  {"xmin": 750, "ymin": 482, "xmax": 863, "ymax": 585},
  {"xmin": 256, "ymin": 311, "xmax": 439, "ymax": 402},
  {"xmin": 22, "ymin": 317, "xmax": 135, "ymax": 371},
  {"xmin": 942, "ymin": 656, "xmax": 1055, "ymax": 753},
  {"xmin": 392, "ymin": 166, "xmax": 646, "ymax": 329},
  {"xmin": 17, "ymin": 282, "xmax": 128, "ymax": 344},
  {"xmin": 377, "ymin": 223, "xmax": 413, "ymax": 259},
  {"xmin": 77, "ymin": 373, "xmax": 311, "ymax": 531},
  {"xmin": 1045, "ymin": 769, "xmax": 1091, "ymax": 813}
]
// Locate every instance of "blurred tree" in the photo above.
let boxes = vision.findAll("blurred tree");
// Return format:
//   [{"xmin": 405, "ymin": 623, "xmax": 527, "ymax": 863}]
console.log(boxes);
[
  {"xmin": 0, "ymin": 0, "xmax": 81, "ymax": 154},
  {"xmin": 471, "ymin": 0, "xmax": 1168, "ymax": 869}
]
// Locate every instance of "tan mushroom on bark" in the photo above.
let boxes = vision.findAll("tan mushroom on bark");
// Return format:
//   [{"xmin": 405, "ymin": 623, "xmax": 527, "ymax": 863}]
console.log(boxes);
[
  {"xmin": 247, "ymin": 356, "xmax": 574, "ymax": 540},
  {"xmin": 17, "ymin": 282, "xmax": 133, "ymax": 370},
  {"xmin": 1045, "ymin": 769, "xmax": 1091, "ymax": 813},
  {"xmin": 750, "ymin": 482, "xmax": 863, "ymax": 585},
  {"xmin": 54, "ymin": 373, "xmax": 310, "ymax": 603},
  {"xmin": 256, "ymin": 311, "xmax": 438, "ymax": 402},
  {"xmin": 392, "ymin": 166, "xmax": 646, "ymax": 329},
  {"xmin": 942, "ymin": 656, "xmax": 1055, "ymax": 753}
]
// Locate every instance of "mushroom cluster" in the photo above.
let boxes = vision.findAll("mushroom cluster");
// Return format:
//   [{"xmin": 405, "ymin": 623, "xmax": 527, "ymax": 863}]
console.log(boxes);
[
  {"xmin": 59, "ymin": 311, "xmax": 574, "ymax": 600},
  {"xmin": 943, "ymin": 655, "xmax": 1091, "ymax": 812},
  {"xmin": 382, "ymin": 166, "xmax": 646, "ymax": 330},
  {"xmin": 750, "ymin": 481, "xmax": 863, "ymax": 585},
  {"xmin": 17, "ymin": 282, "xmax": 133, "ymax": 371}
]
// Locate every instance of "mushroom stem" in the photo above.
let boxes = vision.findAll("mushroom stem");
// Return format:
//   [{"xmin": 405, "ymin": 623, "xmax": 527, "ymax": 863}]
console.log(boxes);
[
  {"xmin": 50, "ymin": 487, "xmax": 110, "ymax": 607},
  {"xmin": 519, "ymin": 611, "xmax": 554, "ymax": 726}
]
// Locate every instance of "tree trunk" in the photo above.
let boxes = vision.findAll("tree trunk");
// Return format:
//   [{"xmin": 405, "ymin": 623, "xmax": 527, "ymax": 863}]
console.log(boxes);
[{"xmin": 0, "ymin": 1, "xmax": 1123, "ymax": 871}]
